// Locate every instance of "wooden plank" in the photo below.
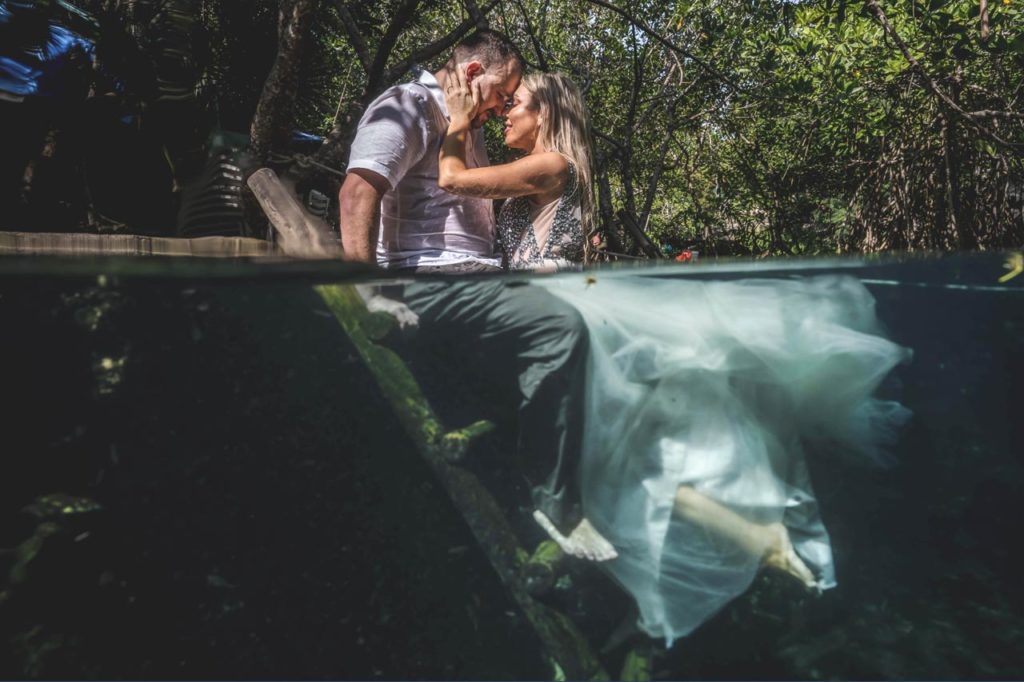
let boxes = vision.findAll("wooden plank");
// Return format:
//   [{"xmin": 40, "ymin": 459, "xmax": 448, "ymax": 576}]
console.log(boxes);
[{"xmin": 0, "ymin": 232, "xmax": 274, "ymax": 257}]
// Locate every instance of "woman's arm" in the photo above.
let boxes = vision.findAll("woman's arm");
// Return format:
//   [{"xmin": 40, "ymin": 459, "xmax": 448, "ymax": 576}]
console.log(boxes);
[{"xmin": 439, "ymin": 141, "xmax": 567, "ymax": 199}]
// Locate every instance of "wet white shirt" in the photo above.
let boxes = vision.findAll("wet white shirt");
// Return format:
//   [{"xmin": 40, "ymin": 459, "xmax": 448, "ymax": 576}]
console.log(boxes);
[{"xmin": 347, "ymin": 69, "xmax": 499, "ymax": 270}]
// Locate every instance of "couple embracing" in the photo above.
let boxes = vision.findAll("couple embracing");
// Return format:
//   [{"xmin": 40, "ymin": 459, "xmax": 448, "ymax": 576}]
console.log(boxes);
[
  {"xmin": 338, "ymin": 29, "xmax": 911, "ymax": 645},
  {"xmin": 340, "ymin": 30, "xmax": 587, "ymax": 272},
  {"xmin": 340, "ymin": 29, "xmax": 614, "ymax": 557}
]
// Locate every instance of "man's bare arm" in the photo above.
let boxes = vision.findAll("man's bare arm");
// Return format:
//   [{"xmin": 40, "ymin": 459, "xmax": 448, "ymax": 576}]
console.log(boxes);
[
  {"xmin": 338, "ymin": 168, "xmax": 390, "ymax": 263},
  {"xmin": 340, "ymin": 169, "xmax": 419, "ymax": 329}
]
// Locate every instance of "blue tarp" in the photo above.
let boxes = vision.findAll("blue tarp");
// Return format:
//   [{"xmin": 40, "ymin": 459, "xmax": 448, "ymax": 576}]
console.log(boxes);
[
  {"xmin": 0, "ymin": 4, "xmax": 94, "ymax": 99},
  {"xmin": 291, "ymin": 130, "xmax": 323, "ymax": 144}
]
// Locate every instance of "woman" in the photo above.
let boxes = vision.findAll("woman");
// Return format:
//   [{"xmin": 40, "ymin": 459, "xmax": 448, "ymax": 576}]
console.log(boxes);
[
  {"xmin": 541, "ymin": 273, "xmax": 910, "ymax": 643},
  {"xmin": 439, "ymin": 69, "xmax": 591, "ymax": 270},
  {"xmin": 439, "ymin": 71, "xmax": 911, "ymax": 644}
]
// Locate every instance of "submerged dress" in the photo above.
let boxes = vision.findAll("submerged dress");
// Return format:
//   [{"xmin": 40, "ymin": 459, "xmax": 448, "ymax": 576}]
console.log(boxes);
[{"xmin": 497, "ymin": 162, "xmax": 912, "ymax": 646}]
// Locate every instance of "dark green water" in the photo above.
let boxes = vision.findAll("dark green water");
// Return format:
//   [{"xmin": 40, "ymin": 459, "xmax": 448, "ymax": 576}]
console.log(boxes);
[{"xmin": 0, "ymin": 253, "xmax": 1021, "ymax": 679}]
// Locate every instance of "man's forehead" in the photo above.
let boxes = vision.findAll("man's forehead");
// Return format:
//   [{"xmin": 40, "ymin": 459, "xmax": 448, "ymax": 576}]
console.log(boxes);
[{"xmin": 501, "ymin": 63, "xmax": 523, "ymax": 93}]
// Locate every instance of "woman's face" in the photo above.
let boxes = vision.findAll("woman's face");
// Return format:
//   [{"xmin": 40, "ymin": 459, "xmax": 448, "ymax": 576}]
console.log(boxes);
[{"xmin": 503, "ymin": 84, "xmax": 541, "ymax": 152}]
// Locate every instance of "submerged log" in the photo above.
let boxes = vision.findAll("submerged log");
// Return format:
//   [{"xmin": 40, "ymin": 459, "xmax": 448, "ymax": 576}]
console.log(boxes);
[
  {"xmin": 619, "ymin": 644, "xmax": 654, "ymax": 682},
  {"xmin": 316, "ymin": 284, "xmax": 608, "ymax": 680},
  {"xmin": 522, "ymin": 540, "xmax": 567, "ymax": 597}
]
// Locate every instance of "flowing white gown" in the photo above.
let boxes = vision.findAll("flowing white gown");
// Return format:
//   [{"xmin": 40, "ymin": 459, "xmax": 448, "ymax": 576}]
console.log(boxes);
[{"xmin": 534, "ymin": 273, "xmax": 912, "ymax": 645}]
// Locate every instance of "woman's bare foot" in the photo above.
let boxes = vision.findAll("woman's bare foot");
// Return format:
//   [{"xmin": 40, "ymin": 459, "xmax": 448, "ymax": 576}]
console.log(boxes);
[
  {"xmin": 533, "ymin": 510, "xmax": 618, "ymax": 562},
  {"xmin": 761, "ymin": 522, "xmax": 817, "ymax": 589}
]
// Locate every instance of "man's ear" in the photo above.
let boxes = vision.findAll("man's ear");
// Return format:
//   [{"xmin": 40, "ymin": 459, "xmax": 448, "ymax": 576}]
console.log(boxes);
[{"xmin": 465, "ymin": 61, "xmax": 483, "ymax": 82}]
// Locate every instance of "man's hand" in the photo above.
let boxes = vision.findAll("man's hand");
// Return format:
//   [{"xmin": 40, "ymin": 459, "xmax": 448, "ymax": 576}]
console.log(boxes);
[
  {"xmin": 339, "ymin": 169, "xmax": 390, "ymax": 263},
  {"xmin": 354, "ymin": 284, "xmax": 419, "ymax": 332},
  {"xmin": 365, "ymin": 294, "xmax": 420, "ymax": 331}
]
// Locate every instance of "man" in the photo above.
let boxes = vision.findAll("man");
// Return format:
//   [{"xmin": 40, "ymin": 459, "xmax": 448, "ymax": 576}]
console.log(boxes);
[
  {"xmin": 338, "ymin": 30, "xmax": 614, "ymax": 561},
  {"xmin": 339, "ymin": 30, "xmax": 518, "ymax": 270}
]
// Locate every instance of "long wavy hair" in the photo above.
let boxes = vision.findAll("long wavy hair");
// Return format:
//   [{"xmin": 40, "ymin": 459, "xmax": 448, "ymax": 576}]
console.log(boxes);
[{"xmin": 521, "ymin": 72, "xmax": 595, "ymax": 261}]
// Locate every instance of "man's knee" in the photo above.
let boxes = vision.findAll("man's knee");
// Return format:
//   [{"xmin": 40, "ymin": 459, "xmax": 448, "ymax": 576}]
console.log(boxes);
[
  {"xmin": 558, "ymin": 303, "xmax": 587, "ymax": 340},
  {"xmin": 545, "ymin": 302, "xmax": 589, "ymax": 364},
  {"xmin": 523, "ymin": 289, "xmax": 586, "ymax": 345},
  {"xmin": 516, "ymin": 303, "xmax": 588, "ymax": 404}
]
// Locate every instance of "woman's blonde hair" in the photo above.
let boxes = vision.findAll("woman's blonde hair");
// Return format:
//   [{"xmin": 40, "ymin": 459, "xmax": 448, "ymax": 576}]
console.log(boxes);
[{"xmin": 521, "ymin": 72, "xmax": 595, "ymax": 261}]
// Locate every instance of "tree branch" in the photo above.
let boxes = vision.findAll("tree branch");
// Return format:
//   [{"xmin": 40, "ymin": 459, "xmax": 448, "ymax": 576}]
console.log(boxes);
[
  {"xmin": 464, "ymin": 0, "xmax": 487, "ymax": 28},
  {"xmin": 966, "ymin": 109, "xmax": 1024, "ymax": 121},
  {"xmin": 383, "ymin": 0, "xmax": 502, "ymax": 83},
  {"xmin": 592, "ymin": 129, "xmax": 625, "ymax": 154},
  {"xmin": 514, "ymin": 0, "xmax": 549, "ymax": 71},
  {"xmin": 863, "ymin": 0, "xmax": 1023, "ymax": 151},
  {"xmin": 583, "ymin": 0, "xmax": 740, "ymax": 92},
  {"xmin": 333, "ymin": 1, "xmax": 371, "ymax": 72},
  {"xmin": 365, "ymin": 0, "xmax": 422, "ymax": 94},
  {"xmin": 639, "ymin": 100, "xmax": 678, "ymax": 228}
]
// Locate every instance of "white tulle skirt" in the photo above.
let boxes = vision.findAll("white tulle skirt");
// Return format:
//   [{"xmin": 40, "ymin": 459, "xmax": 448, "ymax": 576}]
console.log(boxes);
[{"xmin": 535, "ymin": 274, "xmax": 911, "ymax": 645}]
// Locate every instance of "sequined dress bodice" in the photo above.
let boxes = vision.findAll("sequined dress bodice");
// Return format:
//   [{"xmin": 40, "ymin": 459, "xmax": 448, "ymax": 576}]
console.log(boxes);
[{"xmin": 497, "ymin": 160, "xmax": 584, "ymax": 270}]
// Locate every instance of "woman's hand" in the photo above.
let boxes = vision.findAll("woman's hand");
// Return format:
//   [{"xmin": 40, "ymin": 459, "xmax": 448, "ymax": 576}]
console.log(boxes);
[{"xmin": 444, "ymin": 64, "xmax": 481, "ymax": 128}]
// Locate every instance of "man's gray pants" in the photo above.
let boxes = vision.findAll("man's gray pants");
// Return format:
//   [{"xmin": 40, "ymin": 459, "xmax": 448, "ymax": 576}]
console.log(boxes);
[{"xmin": 402, "ymin": 277, "xmax": 588, "ymax": 531}]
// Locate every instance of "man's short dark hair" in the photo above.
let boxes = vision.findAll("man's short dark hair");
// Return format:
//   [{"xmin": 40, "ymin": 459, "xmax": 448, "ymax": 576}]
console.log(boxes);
[{"xmin": 454, "ymin": 29, "xmax": 525, "ymax": 74}]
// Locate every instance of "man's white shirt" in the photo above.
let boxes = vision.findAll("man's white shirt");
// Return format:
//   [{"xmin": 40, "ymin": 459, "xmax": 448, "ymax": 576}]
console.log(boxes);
[{"xmin": 347, "ymin": 69, "xmax": 500, "ymax": 270}]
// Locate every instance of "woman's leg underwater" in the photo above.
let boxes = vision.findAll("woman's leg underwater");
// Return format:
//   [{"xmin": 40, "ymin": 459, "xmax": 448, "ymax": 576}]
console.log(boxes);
[{"xmin": 673, "ymin": 485, "xmax": 816, "ymax": 588}]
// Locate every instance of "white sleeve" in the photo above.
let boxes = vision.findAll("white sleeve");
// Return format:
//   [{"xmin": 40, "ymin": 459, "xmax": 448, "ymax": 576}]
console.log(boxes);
[{"xmin": 347, "ymin": 86, "xmax": 431, "ymax": 190}]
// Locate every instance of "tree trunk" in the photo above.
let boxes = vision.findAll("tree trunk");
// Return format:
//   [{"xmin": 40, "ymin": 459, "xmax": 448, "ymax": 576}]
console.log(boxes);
[
  {"xmin": 250, "ymin": 0, "xmax": 318, "ymax": 163},
  {"xmin": 594, "ymin": 156, "xmax": 625, "ymax": 255},
  {"xmin": 617, "ymin": 209, "xmax": 663, "ymax": 259}
]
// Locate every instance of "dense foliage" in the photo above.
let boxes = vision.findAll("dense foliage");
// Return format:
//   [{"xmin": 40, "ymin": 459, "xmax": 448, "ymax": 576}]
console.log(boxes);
[
  {"xmin": 240, "ymin": 0, "xmax": 1024, "ymax": 256},
  {"xmin": 22, "ymin": 0, "xmax": 1024, "ymax": 254}
]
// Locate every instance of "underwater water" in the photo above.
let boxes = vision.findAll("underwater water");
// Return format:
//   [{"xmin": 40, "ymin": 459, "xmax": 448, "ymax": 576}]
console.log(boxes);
[{"xmin": 0, "ymin": 252, "xmax": 1021, "ymax": 679}]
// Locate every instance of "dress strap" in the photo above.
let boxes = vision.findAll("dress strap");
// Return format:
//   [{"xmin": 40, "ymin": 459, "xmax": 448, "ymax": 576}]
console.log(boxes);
[{"xmin": 553, "ymin": 152, "xmax": 578, "ymax": 197}]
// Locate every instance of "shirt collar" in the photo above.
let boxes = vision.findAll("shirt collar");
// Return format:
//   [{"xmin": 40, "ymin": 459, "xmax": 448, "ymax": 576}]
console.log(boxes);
[{"xmin": 415, "ymin": 68, "xmax": 449, "ymax": 118}]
